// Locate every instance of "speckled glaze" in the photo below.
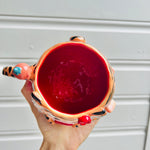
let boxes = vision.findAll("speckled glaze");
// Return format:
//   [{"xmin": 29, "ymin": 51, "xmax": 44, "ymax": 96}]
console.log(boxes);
[{"xmin": 2, "ymin": 36, "xmax": 115, "ymax": 127}]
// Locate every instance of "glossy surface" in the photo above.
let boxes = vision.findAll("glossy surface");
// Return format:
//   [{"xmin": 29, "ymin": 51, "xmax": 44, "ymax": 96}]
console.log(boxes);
[{"xmin": 37, "ymin": 43, "xmax": 109, "ymax": 114}]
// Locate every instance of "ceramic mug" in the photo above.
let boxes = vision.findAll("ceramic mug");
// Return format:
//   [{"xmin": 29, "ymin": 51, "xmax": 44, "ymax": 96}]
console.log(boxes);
[{"xmin": 2, "ymin": 36, "xmax": 115, "ymax": 127}]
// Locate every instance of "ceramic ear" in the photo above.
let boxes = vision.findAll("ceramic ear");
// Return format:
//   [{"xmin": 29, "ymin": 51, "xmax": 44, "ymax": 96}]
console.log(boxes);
[{"xmin": 70, "ymin": 36, "xmax": 86, "ymax": 43}]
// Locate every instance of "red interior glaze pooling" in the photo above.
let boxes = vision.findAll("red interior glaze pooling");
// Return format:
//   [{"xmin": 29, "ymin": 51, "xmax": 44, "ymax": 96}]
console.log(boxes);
[{"xmin": 37, "ymin": 43, "xmax": 109, "ymax": 114}]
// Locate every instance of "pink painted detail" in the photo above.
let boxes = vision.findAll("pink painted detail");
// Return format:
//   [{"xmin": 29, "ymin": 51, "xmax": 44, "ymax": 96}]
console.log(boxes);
[
  {"xmin": 14, "ymin": 63, "xmax": 32, "ymax": 80},
  {"xmin": 78, "ymin": 115, "xmax": 91, "ymax": 125},
  {"xmin": 54, "ymin": 120, "xmax": 73, "ymax": 126}
]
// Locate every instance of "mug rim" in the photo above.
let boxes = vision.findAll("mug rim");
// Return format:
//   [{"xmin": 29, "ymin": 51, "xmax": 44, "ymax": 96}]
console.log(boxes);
[{"xmin": 33, "ymin": 41, "xmax": 114, "ymax": 119}]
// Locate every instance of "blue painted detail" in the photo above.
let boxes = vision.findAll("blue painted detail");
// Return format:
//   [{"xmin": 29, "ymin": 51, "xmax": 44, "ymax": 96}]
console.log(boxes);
[{"xmin": 13, "ymin": 67, "xmax": 22, "ymax": 75}]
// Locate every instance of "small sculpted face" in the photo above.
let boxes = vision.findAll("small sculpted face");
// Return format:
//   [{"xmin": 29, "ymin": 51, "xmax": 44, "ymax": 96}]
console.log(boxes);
[
  {"xmin": 37, "ymin": 43, "xmax": 109, "ymax": 115},
  {"xmin": 13, "ymin": 63, "xmax": 32, "ymax": 80}
]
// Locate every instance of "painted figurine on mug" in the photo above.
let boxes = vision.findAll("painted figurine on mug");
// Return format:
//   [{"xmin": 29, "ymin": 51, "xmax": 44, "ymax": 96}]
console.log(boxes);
[{"xmin": 2, "ymin": 36, "xmax": 115, "ymax": 127}]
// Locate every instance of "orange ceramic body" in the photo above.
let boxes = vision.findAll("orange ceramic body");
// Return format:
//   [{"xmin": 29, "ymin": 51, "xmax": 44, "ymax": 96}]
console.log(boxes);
[{"xmin": 2, "ymin": 36, "xmax": 115, "ymax": 127}]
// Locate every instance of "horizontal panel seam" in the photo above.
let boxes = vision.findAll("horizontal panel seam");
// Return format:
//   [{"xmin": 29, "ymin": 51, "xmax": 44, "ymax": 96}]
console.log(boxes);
[
  {"xmin": 1, "ymin": 15, "xmax": 150, "ymax": 26},
  {"xmin": 0, "ymin": 128, "xmax": 145, "ymax": 137},
  {"xmin": 0, "ymin": 132, "xmax": 145, "ymax": 141},
  {"xmin": 0, "ymin": 95, "xmax": 149, "ymax": 106},
  {"xmin": 0, "ymin": 58, "xmax": 150, "ymax": 64},
  {"xmin": 1, "ymin": 15, "xmax": 150, "ymax": 33}
]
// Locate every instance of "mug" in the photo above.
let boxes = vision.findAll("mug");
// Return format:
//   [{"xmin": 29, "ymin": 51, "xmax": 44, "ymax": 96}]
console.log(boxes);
[{"xmin": 2, "ymin": 36, "xmax": 115, "ymax": 127}]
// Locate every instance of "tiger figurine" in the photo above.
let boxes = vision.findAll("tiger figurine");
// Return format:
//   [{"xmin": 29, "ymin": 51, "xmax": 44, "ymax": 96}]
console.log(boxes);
[{"xmin": 2, "ymin": 63, "xmax": 37, "ymax": 81}]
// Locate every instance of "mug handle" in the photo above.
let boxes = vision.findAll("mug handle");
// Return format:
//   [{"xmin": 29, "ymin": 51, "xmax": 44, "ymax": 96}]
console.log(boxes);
[{"xmin": 2, "ymin": 63, "xmax": 37, "ymax": 81}]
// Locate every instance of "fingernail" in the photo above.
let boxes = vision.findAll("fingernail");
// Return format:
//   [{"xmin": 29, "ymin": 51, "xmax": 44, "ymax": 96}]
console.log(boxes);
[
  {"xmin": 107, "ymin": 104, "xmax": 113, "ymax": 112},
  {"xmin": 24, "ymin": 80, "xmax": 33, "ymax": 92},
  {"xmin": 26, "ymin": 80, "xmax": 32, "ymax": 86}
]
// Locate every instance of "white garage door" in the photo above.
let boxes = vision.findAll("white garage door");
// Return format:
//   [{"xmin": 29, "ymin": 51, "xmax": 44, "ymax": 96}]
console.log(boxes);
[{"xmin": 0, "ymin": 1, "xmax": 150, "ymax": 150}]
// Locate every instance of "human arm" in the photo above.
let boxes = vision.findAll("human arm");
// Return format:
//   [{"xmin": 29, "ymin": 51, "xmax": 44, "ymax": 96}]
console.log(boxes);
[{"xmin": 21, "ymin": 80, "xmax": 116, "ymax": 150}]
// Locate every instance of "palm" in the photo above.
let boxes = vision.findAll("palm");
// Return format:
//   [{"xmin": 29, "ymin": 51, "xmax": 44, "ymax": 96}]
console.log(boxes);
[
  {"xmin": 36, "ymin": 112, "xmax": 98, "ymax": 149},
  {"xmin": 21, "ymin": 80, "xmax": 115, "ymax": 150}
]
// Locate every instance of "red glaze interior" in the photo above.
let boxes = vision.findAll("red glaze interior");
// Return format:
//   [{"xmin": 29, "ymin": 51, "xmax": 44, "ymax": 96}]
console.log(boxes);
[{"xmin": 37, "ymin": 43, "xmax": 109, "ymax": 114}]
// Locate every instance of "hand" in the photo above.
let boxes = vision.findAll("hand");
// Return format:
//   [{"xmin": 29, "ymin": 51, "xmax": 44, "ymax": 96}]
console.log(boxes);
[{"xmin": 21, "ymin": 80, "xmax": 116, "ymax": 150}]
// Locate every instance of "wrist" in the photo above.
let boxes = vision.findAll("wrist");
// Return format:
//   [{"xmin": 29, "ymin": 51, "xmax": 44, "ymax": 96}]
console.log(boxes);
[{"xmin": 40, "ymin": 139, "xmax": 78, "ymax": 150}]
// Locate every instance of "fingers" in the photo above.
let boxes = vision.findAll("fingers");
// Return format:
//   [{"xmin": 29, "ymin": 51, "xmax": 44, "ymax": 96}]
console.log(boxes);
[
  {"xmin": 105, "ymin": 99, "xmax": 116, "ymax": 113},
  {"xmin": 21, "ymin": 80, "xmax": 39, "ymax": 116}
]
